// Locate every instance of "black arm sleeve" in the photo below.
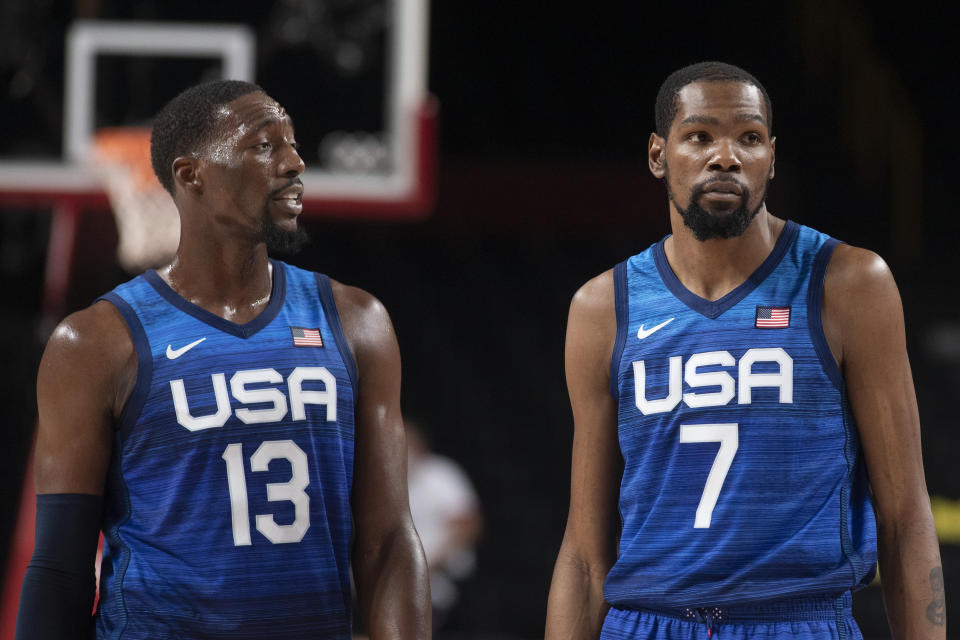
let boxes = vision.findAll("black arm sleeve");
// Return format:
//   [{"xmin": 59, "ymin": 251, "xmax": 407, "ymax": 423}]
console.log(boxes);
[{"xmin": 14, "ymin": 493, "xmax": 103, "ymax": 640}]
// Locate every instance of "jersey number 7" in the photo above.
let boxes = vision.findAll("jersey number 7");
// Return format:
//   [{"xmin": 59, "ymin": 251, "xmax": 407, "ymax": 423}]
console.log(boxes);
[{"xmin": 679, "ymin": 423, "xmax": 738, "ymax": 528}]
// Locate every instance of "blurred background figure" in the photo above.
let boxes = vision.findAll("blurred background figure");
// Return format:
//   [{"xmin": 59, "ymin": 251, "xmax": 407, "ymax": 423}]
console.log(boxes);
[{"xmin": 406, "ymin": 419, "xmax": 483, "ymax": 631}]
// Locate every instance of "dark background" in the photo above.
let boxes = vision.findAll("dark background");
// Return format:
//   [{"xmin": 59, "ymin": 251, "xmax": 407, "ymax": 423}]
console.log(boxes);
[{"xmin": 0, "ymin": 1, "xmax": 957, "ymax": 637}]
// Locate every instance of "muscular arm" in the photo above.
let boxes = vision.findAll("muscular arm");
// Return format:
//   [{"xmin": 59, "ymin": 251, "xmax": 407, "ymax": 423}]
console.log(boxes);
[
  {"xmin": 333, "ymin": 281, "xmax": 430, "ymax": 640},
  {"xmin": 545, "ymin": 271, "xmax": 622, "ymax": 640},
  {"xmin": 823, "ymin": 245, "xmax": 945, "ymax": 639},
  {"xmin": 34, "ymin": 302, "xmax": 133, "ymax": 494},
  {"xmin": 16, "ymin": 301, "xmax": 135, "ymax": 639}
]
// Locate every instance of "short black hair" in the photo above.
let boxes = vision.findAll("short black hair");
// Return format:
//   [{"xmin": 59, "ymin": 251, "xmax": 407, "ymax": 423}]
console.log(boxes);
[
  {"xmin": 654, "ymin": 61, "xmax": 772, "ymax": 138},
  {"xmin": 150, "ymin": 79, "xmax": 265, "ymax": 194}
]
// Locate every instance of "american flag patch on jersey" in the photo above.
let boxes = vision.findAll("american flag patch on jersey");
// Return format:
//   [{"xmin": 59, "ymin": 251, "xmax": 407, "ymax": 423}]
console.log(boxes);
[
  {"xmin": 290, "ymin": 326, "xmax": 324, "ymax": 347},
  {"xmin": 755, "ymin": 306, "xmax": 790, "ymax": 328}
]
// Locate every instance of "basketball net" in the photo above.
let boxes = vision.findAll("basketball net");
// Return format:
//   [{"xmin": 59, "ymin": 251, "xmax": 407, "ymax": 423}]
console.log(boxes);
[{"xmin": 91, "ymin": 127, "xmax": 180, "ymax": 272}]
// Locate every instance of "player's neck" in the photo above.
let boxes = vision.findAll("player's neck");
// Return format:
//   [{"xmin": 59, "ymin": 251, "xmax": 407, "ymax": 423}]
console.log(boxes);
[
  {"xmin": 664, "ymin": 209, "xmax": 786, "ymax": 302},
  {"xmin": 158, "ymin": 239, "xmax": 275, "ymax": 324}
]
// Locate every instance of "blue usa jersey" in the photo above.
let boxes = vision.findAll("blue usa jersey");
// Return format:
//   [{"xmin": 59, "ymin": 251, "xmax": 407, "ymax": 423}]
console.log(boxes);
[
  {"xmin": 95, "ymin": 260, "xmax": 356, "ymax": 639},
  {"xmin": 605, "ymin": 221, "xmax": 877, "ymax": 609}
]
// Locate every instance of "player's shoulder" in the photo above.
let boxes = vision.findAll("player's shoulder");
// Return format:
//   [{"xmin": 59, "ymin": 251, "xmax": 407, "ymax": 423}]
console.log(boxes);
[
  {"xmin": 824, "ymin": 242, "xmax": 898, "ymax": 301},
  {"xmin": 328, "ymin": 278, "xmax": 397, "ymax": 363},
  {"xmin": 566, "ymin": 268, "xmax": 618, "ymax": 364},
  {"xmin": 328, "ymin": 278, "xmax": 391, "ymax": 328},
  {"xmin": 821, "ymin": 243, "xmax": 902, "ymax": 356},
  {"xmin": 40, "ymin": 300, "xmax": 136, "ymax": 409},
  {"xmin": 44, "ymin": 299, "xmax": 132, "ymax": 362},
  {"xmin": 570, "ymin": 268, "xmax": 616, "ymax": 318}
]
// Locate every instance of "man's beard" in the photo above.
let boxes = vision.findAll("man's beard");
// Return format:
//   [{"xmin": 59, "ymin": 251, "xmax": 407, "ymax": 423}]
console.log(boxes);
[
  {"xmin": 262, "ymin": 211, "xmax": 308, "ymax": 254},
  {"xmin": 665, "ymin": 167, "xmax": 769, "ymax": 242}
]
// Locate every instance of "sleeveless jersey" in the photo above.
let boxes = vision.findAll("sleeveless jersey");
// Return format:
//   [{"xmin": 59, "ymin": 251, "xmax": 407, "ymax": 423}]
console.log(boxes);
[
  {"xmin": 95, "ymin": 260, "xmax": 357, "ymax": 639},
  {"xmin": 605, "ymin": 221, "xmax": 877, "ymax": 610}
]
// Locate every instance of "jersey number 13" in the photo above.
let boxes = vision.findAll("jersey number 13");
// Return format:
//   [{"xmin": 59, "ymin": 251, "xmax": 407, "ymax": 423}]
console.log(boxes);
[{"xmin": 222, "ymin": 440, "xmax": 310, "ymax": 545}]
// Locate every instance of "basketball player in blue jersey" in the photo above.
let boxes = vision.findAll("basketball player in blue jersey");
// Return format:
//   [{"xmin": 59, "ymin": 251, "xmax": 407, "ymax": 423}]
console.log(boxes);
[
  {"xmin": 546, "ymin": 62, "xmax": 945, "ymax": 639},
  {"xmin": 16, "ymin": 80, "xmax": 430, "ymax": 639}
]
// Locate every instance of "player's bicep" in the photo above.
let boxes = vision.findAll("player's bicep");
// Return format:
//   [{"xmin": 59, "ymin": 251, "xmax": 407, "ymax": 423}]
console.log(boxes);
[
  {"xmin": 827, "ymin": 247, "xmax": 926, "ymax": 517},
  {"xmin": 34, "ymin": 304, "xmax": 131, "ymax": 495},
  {"xmin": 340, "ymin": 290, "xmax": 410, "ymax": 543},
  {"xmin": 561, "ymin": 275, "xmax": 621, "ymax": 560}
]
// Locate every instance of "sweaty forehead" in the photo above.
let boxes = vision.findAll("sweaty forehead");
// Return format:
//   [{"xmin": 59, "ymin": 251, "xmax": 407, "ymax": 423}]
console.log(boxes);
[
  {"xmin": 674, "ymin": 81, "xmax": 767, "ymax": 128},
  {"xmin": 216, "ymin": 92, "xmax": 291, "ymax": 133}
]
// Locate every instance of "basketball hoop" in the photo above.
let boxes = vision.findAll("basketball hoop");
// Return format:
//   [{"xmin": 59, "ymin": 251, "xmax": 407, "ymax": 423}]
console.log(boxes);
[{"xmin": 90, "ymin": 127, "xmax": 179, "ymax": 272}]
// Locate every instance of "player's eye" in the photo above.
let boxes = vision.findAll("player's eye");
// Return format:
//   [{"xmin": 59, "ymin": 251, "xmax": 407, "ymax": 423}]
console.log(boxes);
[
  {"xmin": 742, "ymin": 132, "xmax": 763, "ymax": 145},
  {"xmin": 254, "ymin": 141, "xmax": 271, "ymax": 151},
  {"xmin": 687, "ymin": 132, "xmax": 710, "ymax": 143}
]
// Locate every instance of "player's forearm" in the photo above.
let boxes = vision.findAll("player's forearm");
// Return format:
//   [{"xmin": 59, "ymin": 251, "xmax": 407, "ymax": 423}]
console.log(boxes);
[
  {"xmin": 545, "ymin": 551, "xmax": 610, "ymax": 639},
  {"xmin": 355, "ymin": 524, "xmax": 431, "ymax": 640},
  {"xmin": 15, "ymin": 494, "xmax": 102, "ymax": 640},
  {"xmin": 877, "ymin": 508, "xmax": 945, "ymax": 639}
]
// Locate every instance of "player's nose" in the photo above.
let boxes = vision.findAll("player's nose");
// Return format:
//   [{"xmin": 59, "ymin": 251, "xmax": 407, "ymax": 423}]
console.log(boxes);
[
  {"xmin": 279, "ymin": 144, "xmax": 305, "ymax": 177},
  {"xmin": 708, "ymin": 139, "xmax": 741, "ymax": 172}
]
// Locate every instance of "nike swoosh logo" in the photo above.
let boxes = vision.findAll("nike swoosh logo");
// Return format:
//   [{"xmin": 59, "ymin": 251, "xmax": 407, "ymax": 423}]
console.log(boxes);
[
  {"xmin": 637, "ymin": 317, "xmax": 675, "ymax": 340},
  {"xmin": 166, "ymin": 337, "xmax": 206, "ymax": 360}
]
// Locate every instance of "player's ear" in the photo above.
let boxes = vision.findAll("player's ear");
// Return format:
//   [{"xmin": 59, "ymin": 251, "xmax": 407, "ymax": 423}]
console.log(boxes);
[
  {"xmin": 769, "ymin": 136, "xmax": 776, "ymax": 180},
  {"xmin": 172, "ymin": 156, "xmax": 202, "ymax": 194},
  {"xmin": 649, "ymin": 133, "xmax": 666, "ymax": 179}
]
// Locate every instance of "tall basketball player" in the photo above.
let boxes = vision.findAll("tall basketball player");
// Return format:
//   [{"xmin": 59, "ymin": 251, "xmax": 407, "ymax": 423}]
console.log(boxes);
[
  {"xmin": 545, "ymin": 62, "xmax": 944, "ymax": 639},
  {"xmin": 16, "ymin": 80, "xmax": 430, "ymax": 639}
]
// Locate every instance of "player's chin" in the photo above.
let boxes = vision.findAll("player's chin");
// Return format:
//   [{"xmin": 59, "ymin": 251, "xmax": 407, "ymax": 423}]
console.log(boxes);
[
  {"xmin": 266, "ymin": 207, "xmax": 302, "ymax": 235},
  {"xmin": 698, "ymin": 198, "xmax": 743, "ymax": 217},
  {"xmin": 264, "ymin": 224, "xmax": 309, "ymax": 254},
  {"xmin": 273, "ymin": 216, "xmax": 301, "ymax": 234}
]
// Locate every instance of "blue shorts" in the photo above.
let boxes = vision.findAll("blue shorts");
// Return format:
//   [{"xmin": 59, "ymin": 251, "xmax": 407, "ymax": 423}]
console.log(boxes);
[{"xmin": 600, "ymin": 593, "xmax": 862, "ymax": 640}]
